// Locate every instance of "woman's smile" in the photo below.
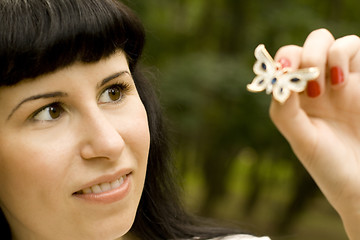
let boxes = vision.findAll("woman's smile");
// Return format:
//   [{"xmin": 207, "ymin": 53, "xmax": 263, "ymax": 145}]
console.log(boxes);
[{"xmin": 73, "ymin": 170, "xmax": 133, "ymax": 204}]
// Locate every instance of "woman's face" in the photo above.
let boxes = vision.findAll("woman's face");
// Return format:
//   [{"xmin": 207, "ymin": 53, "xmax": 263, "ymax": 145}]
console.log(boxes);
[{"xmin": 0, "ymin": 52, "xmax": 150, "ymax": 239}]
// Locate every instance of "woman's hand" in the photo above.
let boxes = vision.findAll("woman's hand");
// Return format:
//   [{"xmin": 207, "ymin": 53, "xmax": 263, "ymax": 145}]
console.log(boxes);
[{"xmin": 270, "ymin": 28, "xmax": 360, "ymax": 240}]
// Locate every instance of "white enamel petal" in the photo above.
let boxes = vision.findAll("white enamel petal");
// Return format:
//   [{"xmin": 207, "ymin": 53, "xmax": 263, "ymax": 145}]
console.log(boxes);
[
  {"xmin": 253, "ymin": 44, "xmax": 277, "ymax": 75},
  {"xmin": 273, "ymin": 85, "xmax": 291, "ymax": 104},
  {"xmin": 247, "ymin": 75, "xmax": 268, "ymax": 92}
]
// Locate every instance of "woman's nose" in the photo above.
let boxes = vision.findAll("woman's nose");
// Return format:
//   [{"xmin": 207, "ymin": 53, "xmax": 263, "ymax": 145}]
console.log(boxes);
[{"xmin": 79, "ymin": 111, "xmax": 125, "ymax": 161}]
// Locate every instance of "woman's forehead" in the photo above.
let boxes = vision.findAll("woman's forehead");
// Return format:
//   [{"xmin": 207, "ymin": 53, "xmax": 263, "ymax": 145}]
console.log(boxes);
[{"xmin": 17, "ymin": 51, "xmax": 129, "ymax": 85}]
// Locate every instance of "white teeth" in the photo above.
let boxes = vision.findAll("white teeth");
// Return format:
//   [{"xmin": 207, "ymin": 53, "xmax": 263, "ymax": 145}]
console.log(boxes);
[
  {"xmin": 100, "ymin": 182, "xmax": 111, "ymax": 192},
  {"xmin": 119, "ymin": 177, "xmax": 124, "ymax": 185},
  {"xmin": 83, "ymin": 188, "xmax": 92, "ymax": 194},
  {"xmin": 110, "ymin": 179, "xmax": 121, "ymax": 189},
  {"xmin": 91, "ymin": 185, "xmax": 102, "ymax": 194},
  {"xmin": 81, "ymin": 176, "xmax": 126, "ymax": 194}
]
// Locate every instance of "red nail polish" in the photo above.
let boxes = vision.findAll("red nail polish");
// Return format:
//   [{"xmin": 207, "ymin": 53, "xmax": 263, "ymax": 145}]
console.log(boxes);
[
  {"xmin": 307, "ymin": 80, "xmax": 320, "ymax": 98},
  {"xmin": 330, "ymin": 66, "xmax": 344, "ymax": 85},
  {"xmin": 278, "ymin": 58, "xmax": 291, "ymax": 68}
]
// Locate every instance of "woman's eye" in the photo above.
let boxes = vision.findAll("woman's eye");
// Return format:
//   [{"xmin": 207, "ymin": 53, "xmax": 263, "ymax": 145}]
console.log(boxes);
[
  {"xmin": 99, "ymin": 85, "xmax": 124, "ymax": 104},
  {"xmin": 32, "ymin": 103, "xmax": 64, "ymax": 121}
]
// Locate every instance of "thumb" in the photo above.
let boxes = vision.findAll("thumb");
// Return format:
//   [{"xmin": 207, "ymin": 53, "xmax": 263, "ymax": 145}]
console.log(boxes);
[{"xmin": 269, "ymin": 93, "xmax": 317, "ymax": 162}]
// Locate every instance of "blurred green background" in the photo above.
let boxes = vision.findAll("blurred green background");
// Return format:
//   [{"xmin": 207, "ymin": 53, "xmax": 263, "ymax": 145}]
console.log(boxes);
[{"xmin": 124, "ymin": 0, "xmax": 360, "ymax": 239}]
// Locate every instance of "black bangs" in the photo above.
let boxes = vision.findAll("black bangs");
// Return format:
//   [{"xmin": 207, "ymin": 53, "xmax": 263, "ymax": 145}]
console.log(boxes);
[{"xmin": 0, "ymin": 0, "xmax": 145, "ymax": 86}]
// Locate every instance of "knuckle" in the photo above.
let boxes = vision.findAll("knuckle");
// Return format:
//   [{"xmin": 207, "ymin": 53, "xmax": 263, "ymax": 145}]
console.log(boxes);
[
  {"xmin": 330, "ymin": 35, "xmax": 360, "ymax": 56},
  {"xmin": 306, "ymin": 28, "xmax": 335, "ymax": 45},
  {"xmin": 302, "ymin": 52, "xmax": 325, "ymax": 67}
]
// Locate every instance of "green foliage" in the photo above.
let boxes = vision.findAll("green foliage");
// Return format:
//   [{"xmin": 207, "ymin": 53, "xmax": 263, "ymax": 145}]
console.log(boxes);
[{"xmin": 124, "ymin": 0, "xmax": 358, "ymax": 238}]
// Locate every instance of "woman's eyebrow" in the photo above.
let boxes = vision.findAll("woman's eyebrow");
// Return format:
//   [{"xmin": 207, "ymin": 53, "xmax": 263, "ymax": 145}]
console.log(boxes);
[
  {"xmin": 97, "ymin": 71, "xmax": 130, "ymax": 89},
  {"xmin": 7, "ymin": 92, "xmax": 68, "ymax": 121}
]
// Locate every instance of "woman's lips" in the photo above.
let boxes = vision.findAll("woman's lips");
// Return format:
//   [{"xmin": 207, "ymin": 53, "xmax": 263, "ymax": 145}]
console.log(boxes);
[
  {"xmin": 73, "ymin": 171, "xmax": 132, "ymax": 204},
  {"xmin": 77, "ymin": 174, "xmax": 127, "ymax": 194}
]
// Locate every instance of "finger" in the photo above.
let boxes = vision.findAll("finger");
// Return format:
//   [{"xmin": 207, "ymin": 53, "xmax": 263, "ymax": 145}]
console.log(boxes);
[
  {"xmin": 301, "ymin": 29, "xmax": 335, "ymax": 98},
  {"xmin": 274, "ymin": 45, "xmax": 303, "ymax": 70},
  {"xmin": 328, "ymin": 35, "xmax": 360, "ymax": 88},
  {"xmin": 269, "ymin": 92, "xmax": 316, "ymax": 158},
  {"xmin": 271, "ymin": 45, "xmax": 313, "ymax": 146},
  {"xmin": 350, "ymin": 46, "xmax": 360, "ymax": 73},
  {"xmin": 272, "ymin": 45, "xmax": 304, "ymax": 124}
]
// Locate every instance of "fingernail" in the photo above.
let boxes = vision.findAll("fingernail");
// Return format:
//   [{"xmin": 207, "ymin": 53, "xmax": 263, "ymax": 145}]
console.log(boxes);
[
  {"xmin": 330, "ymin": 66, "xmax": 344, "ymax": 85},
  {"xmin": 307, "ymin": 80, "xmax": 321, "ymax": 98},
  {"xmin": 278, "ymin": 58, "xmax": 291, "ymax": 68}
]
